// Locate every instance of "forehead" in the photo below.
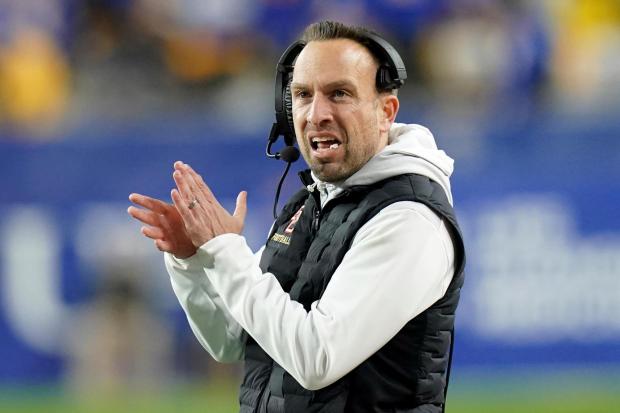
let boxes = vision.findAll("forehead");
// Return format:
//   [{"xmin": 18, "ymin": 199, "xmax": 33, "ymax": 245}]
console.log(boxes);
[{"xmin": 292, "ymin": 39, "xmax": 378, "ymax": 87}]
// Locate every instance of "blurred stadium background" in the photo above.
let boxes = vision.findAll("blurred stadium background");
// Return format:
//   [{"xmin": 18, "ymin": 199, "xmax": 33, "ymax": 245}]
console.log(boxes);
[{"xmin": 1, "ymin": 0, "xmax": 619, "ymax": 412}]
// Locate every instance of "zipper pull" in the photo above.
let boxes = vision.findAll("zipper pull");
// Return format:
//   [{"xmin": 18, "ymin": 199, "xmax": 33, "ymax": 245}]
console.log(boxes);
[{"xmin": 312, "ymin": 210, "xmax": 320, "ymax": 232}]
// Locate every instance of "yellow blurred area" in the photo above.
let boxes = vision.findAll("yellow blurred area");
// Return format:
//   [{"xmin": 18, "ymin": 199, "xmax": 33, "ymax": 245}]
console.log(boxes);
[
  {"xmin": 562, "ymin": 0, "xmax": 620, "ymax": 29},
  {"xmin": 548, "ymin": 0, "xmax": 620, "ymax": 102},
  {"xmin": 0, "ymin": 28, "xmax": 70, "ymax": 136},
  {"xmin": 163, "ymin": 33, "xmax": 253, "ymax": 82}
]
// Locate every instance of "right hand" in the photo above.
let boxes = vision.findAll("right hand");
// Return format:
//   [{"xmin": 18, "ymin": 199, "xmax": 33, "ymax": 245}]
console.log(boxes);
[{"xmin": 127, "ymin": 193, "xmax": 197, "ymax": 258}]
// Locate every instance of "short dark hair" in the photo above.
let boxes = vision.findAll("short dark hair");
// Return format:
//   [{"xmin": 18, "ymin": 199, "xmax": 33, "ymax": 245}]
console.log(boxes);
[
  {"xmin": 300, "ymin": 20, "xmax": 382, "ymax": 66},
  {"xmin": 299, "ymin": 20, "xmax": 398, "ymax": 95}
]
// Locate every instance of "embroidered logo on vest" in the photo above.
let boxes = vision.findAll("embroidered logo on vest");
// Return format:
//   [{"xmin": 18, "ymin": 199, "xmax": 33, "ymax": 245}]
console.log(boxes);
[
  {"xmin": 285, "ymin": 206, "xmax": 305, "ymax": 234},
  {"xmin": 270, "ymin": 233, "xmax": 290, "ymax": 245},
  {"xmin": 270, "ymin": 206, "xmax": 305, "ymax": 245}
]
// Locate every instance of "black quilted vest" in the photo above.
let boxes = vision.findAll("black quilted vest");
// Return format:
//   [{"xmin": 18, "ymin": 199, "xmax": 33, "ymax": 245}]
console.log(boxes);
[{"xmin": 238, "ymin": 171, "xmax": 466, "ymax": 413}]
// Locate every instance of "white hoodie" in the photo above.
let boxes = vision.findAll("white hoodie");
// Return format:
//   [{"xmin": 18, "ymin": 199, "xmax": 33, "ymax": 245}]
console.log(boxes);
[{"xmin": 165, "ymin": 123, "xmax": 456, "ymax": 390}]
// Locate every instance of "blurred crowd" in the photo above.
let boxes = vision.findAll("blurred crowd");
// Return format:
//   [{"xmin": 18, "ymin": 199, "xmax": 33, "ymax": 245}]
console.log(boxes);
[{"xmin": 0, "ymin": 0, "xmax": 619, "ymax": 139}]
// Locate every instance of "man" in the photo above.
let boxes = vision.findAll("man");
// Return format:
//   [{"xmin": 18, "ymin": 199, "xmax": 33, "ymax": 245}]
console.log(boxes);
[{"xmin": 128, "ymin": 21, "xmax": 465, "ymax": 413}]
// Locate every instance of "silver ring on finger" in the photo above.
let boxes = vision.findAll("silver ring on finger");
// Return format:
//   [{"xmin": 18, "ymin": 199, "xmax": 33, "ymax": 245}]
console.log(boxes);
[{"xmin": 188, "ymin": 198, "xmax": 199, "ymax": 210}]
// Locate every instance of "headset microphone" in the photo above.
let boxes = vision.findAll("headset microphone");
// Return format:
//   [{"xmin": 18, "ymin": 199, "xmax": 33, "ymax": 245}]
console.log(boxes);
[
  {"xmin": 266, "ymin": 121, "xmax": 299, "ymax": 220},
  {"xmin": 266, "ymin": 123, "xmax": 301, "ymax": 162},
  {"xmin": 266, "ymin": 41, "xmax": 305, "ymax": 218},
  {"xmin": 266, "ymin": 120, "xmax": 301, "ymax": 218},
  {"xmin": 277, "ymin": 145, "xmax": 301, "ymax": 163}
]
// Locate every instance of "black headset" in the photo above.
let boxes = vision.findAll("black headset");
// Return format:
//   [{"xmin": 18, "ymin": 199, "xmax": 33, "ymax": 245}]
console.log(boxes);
[
  {"xmin": 265, "ymin": 31, "xmax": 408, "ymax": 163},
  {"xmin": 266, "ymin": 31, "xmax": 407, "ymax": 218}
]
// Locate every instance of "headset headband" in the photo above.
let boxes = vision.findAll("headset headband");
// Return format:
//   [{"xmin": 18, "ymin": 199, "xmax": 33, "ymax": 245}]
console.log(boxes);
[{"xmin": 363, "ymin": 32, "xmax": 407, "ymax": 91}]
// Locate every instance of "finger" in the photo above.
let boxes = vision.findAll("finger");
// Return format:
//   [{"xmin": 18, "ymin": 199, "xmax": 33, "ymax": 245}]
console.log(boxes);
[
  {"xmin": 183, "ymin": 163, "xmax": 216, "ymax": 202},
  {"xmin": 127, "ymin": 206, "xmax": 162, "ymax": 227},
  {"xmin": 177, "ymin": 163, "xmax": 210, "ymax": 207},
  {"xmin": 173, "ymin": 170, "xmax": 195, "ymax": 204},
  {"xmin": 233, "ymin": 191, "xmax": 248, "ymax": 223},
  {"xmin": 171, "ymin": 188, "xmax": 194, "ymax": 223},
  {"xmin": 129, "ymin": 193, "xmax": 170, "ymax": 214},
  {"xmin": 154, "ymin": 239, "xmax": 174, "ymax": 253},
  {"xmin": 141, "ymin": 226, "xmax": 165, "ymax": 240},
  {"xmin": 174, "ymin": 167, "xmax": 212, "ymax": 215}
]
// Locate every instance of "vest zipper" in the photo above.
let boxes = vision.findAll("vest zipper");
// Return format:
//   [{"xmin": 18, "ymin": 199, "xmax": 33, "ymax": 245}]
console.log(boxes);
[
  {"xmin": 310, "ymin": 187, "xmax": 352, "ymax": 234},
  {"xmin": 308, "ymin": 187, "xmax": 322, "ymax": 234},
  {"xmin": 312, "ymin": 209, "xmax": 321, "ymax": 233}
]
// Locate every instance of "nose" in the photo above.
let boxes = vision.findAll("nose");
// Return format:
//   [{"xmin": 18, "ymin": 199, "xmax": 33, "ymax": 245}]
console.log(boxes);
[{"xmin": 306, "ymin": 94, "xmax": 333, "ymax": 127}]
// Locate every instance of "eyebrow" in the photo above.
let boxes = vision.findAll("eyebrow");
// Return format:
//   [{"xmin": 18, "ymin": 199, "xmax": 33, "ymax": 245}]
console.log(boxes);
[{"xmin": 290, "ymin": 79, "xmax": 357, "ymax": 91}]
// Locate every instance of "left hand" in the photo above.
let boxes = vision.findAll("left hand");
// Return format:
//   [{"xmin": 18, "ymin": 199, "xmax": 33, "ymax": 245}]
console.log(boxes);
[{"xmin": 171, "ymin": 161, "xmax": 247, "ymax": 248}]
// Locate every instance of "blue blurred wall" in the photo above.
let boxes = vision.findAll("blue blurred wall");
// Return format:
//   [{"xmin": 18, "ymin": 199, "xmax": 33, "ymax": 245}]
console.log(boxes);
[{"xmin": 1, "ymin": 107, "xmax": 619, "ymax": 383}]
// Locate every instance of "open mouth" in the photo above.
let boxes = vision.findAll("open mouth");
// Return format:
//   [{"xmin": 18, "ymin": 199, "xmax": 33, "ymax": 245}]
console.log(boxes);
[{"xmin": 311, "ymin": 137, "xmax": 341, "ymax": 151}]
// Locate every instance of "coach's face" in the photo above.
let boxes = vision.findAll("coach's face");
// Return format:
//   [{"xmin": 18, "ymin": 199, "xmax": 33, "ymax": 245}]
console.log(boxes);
[{"xmin": 291, "ymin": 39, "xmax": 399, "ymax": 182}]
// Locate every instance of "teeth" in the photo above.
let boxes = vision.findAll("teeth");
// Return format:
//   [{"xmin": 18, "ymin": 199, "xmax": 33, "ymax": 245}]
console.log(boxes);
[
  {"xmin": 310, "ymin": 136, "xmax": 341, "ymax": 151},
  {"xmin": 312, "ymin": 137, "xmax": 334, "ymax": 143}
]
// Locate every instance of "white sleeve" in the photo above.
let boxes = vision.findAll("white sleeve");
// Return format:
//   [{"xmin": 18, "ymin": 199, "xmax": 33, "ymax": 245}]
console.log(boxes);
[
  {"xmin": 164, "ymin": 248, "xmax": 262, "ymax": 363},
  {"xmin": 194, "ymin": 201, "xmax": 454, "ymax": 390}
]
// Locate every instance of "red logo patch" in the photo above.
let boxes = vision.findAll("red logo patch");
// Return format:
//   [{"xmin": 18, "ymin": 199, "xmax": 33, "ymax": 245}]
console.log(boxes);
[{"xmin": 284, "ymin": 206, "xmax": 305, "ymax": 235}]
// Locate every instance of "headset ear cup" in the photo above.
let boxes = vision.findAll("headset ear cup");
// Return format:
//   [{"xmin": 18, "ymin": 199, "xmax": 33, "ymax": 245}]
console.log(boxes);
[
  {"xmin": 377, "ymin": 64, "xmax": 393, "ymax": 92},
  {"xmin": 284, "ymin": 79, "xmax": 295, "ymax": 144}
]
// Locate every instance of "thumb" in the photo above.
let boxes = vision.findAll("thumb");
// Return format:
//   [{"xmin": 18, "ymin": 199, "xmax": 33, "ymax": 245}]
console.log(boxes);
[{"xmin": 233, "ymin": 191, "xmax": 248, "ymax": 225}]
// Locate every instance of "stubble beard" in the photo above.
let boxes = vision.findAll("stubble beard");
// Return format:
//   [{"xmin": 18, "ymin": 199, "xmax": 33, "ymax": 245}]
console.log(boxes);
[
  {"xmin": 311, "ymin": 157, "xmax": 349, "ymax": 183},
  {"xmin": 307, "ymin": 137, "xmax": 378, "ymax": 183}
]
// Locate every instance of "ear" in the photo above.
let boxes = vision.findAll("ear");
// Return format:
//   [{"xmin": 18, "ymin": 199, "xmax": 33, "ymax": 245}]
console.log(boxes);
[{"xmin": 378, "ymin": 94, "xmax": 399, "ymax": 134}]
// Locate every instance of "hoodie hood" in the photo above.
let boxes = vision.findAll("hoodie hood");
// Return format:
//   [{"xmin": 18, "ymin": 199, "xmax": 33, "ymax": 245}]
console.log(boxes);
[{"xmin": 312, "ymin": 123, "xmax": 454, "ymax": 205}]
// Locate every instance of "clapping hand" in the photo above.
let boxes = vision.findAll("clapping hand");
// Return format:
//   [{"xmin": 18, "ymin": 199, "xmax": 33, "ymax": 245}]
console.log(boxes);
[{"xmin": 128, "ymin": 161, "xmax": 247, "ymax": 258}]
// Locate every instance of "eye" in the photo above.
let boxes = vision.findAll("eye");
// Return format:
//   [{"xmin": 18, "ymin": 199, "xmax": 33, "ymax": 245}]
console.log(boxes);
[
  {"xmin": 293, "ymin": 90, "xmax": 310, "ymax": 99},
  {"xmin": 333, "ymin": 89, "xmax": 347, "ymax": 98}
]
